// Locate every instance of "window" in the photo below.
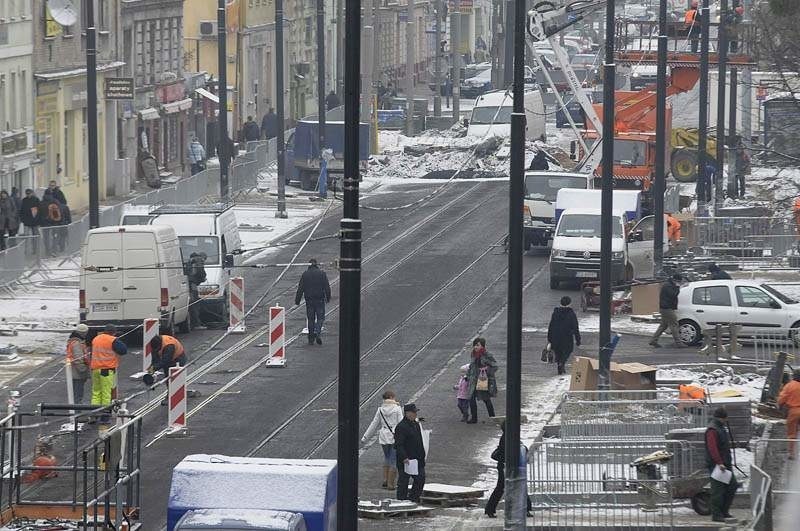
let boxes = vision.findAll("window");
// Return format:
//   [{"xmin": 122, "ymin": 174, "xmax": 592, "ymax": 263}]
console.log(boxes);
[
  {"xmin": 692, "ymin": 286, "xmax": 732, "ymax": 307},
  {"xmin": 634, "ymin": 216, "xmax": 655, "ymax": 241},
  {"xmin": 525, "ymin": 175, "xmax": 588, "ymax": 202},
  {"xmin": 305, "ymin": 17, "xmax": 312, "ymax": 46},
  {"xmin": 736, "ymin": 286, "xmax": 778, "ymax": 309},
  {"xmin": 178, "ymin": 236, "xmax": 220, "ymax": 265},
  {"xmin": 556, "ymin": 214, "xmax": 623, "ymax": 238}
]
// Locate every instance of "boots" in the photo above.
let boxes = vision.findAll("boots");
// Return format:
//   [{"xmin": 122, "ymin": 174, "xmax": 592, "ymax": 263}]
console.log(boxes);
[{"xmin": 386, "ymin": 467, "xmax": 397, "ymax": 490}]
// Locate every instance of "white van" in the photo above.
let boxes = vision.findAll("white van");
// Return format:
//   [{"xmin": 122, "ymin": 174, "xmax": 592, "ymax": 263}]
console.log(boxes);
[
  {"xmin": 149, "ymin": 204, "xmax": 242, "ymax": 323},
  {"xmin": 523, "ymin": 172, "xmax": 591, "ymax": 249},
  {"xmin": 466, "ymin": 89, "xmax": 546, "ymax": 141},
  {"xmin": 80, "ymin": 225, "xmax": 191, "ymax": 333}
]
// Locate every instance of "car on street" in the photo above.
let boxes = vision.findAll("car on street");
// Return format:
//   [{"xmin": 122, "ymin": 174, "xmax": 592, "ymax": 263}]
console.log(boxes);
[{"xmin": 676, "ymin": 280, "xmax": 800, "ymax": 345}]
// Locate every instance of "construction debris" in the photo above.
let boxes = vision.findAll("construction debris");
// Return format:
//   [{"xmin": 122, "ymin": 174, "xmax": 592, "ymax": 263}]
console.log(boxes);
[
  {"xmin": 357, "ymin": 499, "xmax": 434, "ymax": 520},
  {"xmin": 419, "ymin": 483, "xmax": 485, "ymax": 507}
]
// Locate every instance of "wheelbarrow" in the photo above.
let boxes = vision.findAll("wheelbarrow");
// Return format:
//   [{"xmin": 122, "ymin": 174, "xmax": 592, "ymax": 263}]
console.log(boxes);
[{"xmin": 671, "ymin": 470, "xmax": 711, "ymax": 516}]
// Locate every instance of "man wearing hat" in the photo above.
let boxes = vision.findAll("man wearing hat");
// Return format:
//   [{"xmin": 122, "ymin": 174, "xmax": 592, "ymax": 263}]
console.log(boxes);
[
  {"xmin": 393, "ymin": 403, "xmax": 426, "ymax": 502},
  {"xmin": 778, "ymin": 369, "xmax": 800, "ymax": 460},
  {"xmin": 705, "ymin": 407, "xmax": 738, "ymax": 523},
  {"xmin": 90, "ymin": 324, "xmax": 128, "ymax": 406},
  {"xmin": 649, "ymin": 274, "xmax": 684, "ymax": 348},
  {"xmin": 66, "ymin": 324, "xmax": 91, "ymax": 403}
]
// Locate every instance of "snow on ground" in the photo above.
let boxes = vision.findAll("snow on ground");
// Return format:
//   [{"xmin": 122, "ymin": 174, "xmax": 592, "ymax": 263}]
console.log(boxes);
[
  {"xmin": 238, "ymin": 204, "xmax": 326, "ymax": 265},
  {"xmin": 656, "ymin": 365, "xmax": 765, "ymax": 402},
  {"xmin": 523, "ymin": 313, "xmax": 658, "ymax": 337}
]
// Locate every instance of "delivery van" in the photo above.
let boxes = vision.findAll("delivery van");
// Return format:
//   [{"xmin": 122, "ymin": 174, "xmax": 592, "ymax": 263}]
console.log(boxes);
[
  {"xmin": 554, "ymin": 188, "xmax": 642, "ymax": 224},
  {"xmin": 149, "ymin": 204, "xmax": 242, "ymax": 323},
  {"xmin": 466, "ymin": 89, "xmax": 546, "ymax": 140},
  {"xmin": 523, "ymin": 171, "xmax": 591, "ymax": 249},
  {"xmin": 80, "ymin": 225, "xmax": 191, "ymax": 334}
]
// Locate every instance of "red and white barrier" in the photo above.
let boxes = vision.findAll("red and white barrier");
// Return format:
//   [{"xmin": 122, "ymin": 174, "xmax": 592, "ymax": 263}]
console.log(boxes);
[
  {"xmin": 167, "ymin": 366, "xmax": 187, "ymax": 434},
  {"xmin": 266, "ymin": 305, "xmax": 286, "ymax": 367},
  {"xmin": 228, "ymin": 277, "xmax": 245, "ymax": 333},
  {"xmin": 142, "ymin": 318, "xmax": 159, "ymax": 373}
]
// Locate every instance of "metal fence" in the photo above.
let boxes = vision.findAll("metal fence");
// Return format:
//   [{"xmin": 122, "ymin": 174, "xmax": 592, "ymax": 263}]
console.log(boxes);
[
  {"xmin": 752, "ymin": 329, "xmax": 799, "ymax": 368},
  {"xmin": 0, "ymin": 141, "xmax": 274, "ymax": 293},
  {"xmin": 749, "ymin": 464, "xmax": 773, "ymax": 531},
  {"xmin": 693, "ymin": 217, "xmax": 800, "ymax": 268},
  {"xmin": 563, "ymin": 389, "xmax": 681, "ymax": 402},
  {"xmin": 560, "ymin": 399, "xmax": 707, "ymax": 440}
]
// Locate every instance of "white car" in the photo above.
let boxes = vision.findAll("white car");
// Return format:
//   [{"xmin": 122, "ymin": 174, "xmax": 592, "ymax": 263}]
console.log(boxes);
[{"xmin": 676, "ymin": 280, "xmax": 800, "ymax": 345}]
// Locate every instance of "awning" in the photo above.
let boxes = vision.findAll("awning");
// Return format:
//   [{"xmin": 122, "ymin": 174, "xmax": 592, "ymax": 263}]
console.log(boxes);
[
  {"xmin": 139, "ymin": 107, "xmax": 160, "ymax": 120},
  {"xmin": 163, "ymin": 98, "xmax": 193, "ymax": 114},
  {"xmin": 195, "ymin": 88, "xmax": 219, "ymax": 104}
]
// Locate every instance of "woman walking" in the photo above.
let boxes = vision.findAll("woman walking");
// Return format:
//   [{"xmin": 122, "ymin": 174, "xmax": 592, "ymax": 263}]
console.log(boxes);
[
  {"xmin": 361, "ymin": 390, "xmax": 403, "ymax": 490},
  {"xmin": 467, "ymin": 337, "xmax": 498, "ymax": 424},
  {"xmin": 547, "ymin": 296, "xmax": 581, "ymax": 375}
]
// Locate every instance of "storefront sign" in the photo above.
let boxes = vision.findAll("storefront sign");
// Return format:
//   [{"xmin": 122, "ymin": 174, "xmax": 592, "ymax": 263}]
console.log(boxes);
[
  {"xmin": 104, "ymin": 77, "xmax": 134, "ymax": 100},
  {"xmin": 1, "ymin": 132, "xmax": 28, "ymax": 156},
  {"xmin": 155, "ymin": 81, "xmax": 186, "ymax": 104}
]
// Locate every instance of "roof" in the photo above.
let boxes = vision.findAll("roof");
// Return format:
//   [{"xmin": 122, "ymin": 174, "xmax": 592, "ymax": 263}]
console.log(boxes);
[
  {"xmin": 686, "ymin": 279, "xmax": 762, "ymax": 288},
  {"xmin": 35, "ymin": 61, "xmax": 126, "ymax": 81},
  {"xmin": 560, "ymin": 207, "xmax": 627, "ymax": 217},
  {"xmin": 87, "ymin": 225, "xmax": 173, "ymax": 236},
  {"xmin": 525, "ymin": 171, "xmax": 590, "ymax": 179}
]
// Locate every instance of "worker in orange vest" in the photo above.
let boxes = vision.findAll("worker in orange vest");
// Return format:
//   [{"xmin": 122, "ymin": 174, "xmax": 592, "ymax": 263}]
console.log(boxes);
[
  {"xmin": 66, "ymin": 324, "xmax": 91, "ymax": 403},
  {"xmin": 794, "ymin": 198, "xmax": 800, "ymax": 236},
  {"xmin": 778, "ymin": 369, "xmax": 800, "ymax": 459},
  {"xmin": 147, "ymin": 335, "xmax": 187, "ymax": 379},
  {"xmin": 685, "ymin": 0, "xmax": 700, "ymax": 52},
  {"xmin": 90, "ymin": 324, "xmax": 128, "ymax": 406},
  {"xmin": 666, "ymin": 213, "xmax": 682, "ymax": 243}
]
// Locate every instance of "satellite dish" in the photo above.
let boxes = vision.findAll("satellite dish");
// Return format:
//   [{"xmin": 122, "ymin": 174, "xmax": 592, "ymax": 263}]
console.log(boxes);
[{"xmin": 47, "ymin": 0, "xmax": 78, "ymax": 27}]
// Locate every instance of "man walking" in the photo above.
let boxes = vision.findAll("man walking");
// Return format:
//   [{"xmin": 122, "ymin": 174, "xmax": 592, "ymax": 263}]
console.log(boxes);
[
  {"xmin": 261, "ymin": 108, "xmax": 279, "ymax": 140},
  {"xmin": 188, "ymin": 137, "xmax": 206, "ymax": 175},
  {"xmin": 243, "ymin": 116, "xmax": 261, "ymax": 142},
  {"xmin": 394, "ymin": 403, "xmax": 426, "ymax": 502},
  {"xmin": 778, "ymin": 369, "xmax": 800, "ymax": 460},
  {"xmin": 19, "ymin": 189, "xmax": 40, "ymax": 255},
  {"xmin": 90, "ymin": 324, "xmax": 128, "ymax": 407},
  {"xmin": 649, "ymin": 274, "xmax": 683, "ymax": 348},
  {"xmin": 294, "ymin": 259, "xmax": 331, "ymax": 345},
  {"xmin": 187, "ymin": 252, "xmax": 207, "ymax": 328},
  {"xmin": 705, "ymin": 407, "xmax": 739, "ymax": 523},
  {"xmin": 66, "ymin": 324, "xmax": 91, "ymax": 404}
]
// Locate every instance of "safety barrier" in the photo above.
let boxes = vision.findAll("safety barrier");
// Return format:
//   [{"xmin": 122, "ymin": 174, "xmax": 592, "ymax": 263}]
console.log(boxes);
[
  {"xmin": 752, "ymin": 329, "xmax": 799, "ymax": 368},
  {"xmin": 749, "ymin": 464, "xmax": 773, "ymax": 531},
  {"xmin": 693, "ymin": 217, "xmax": 800, "ymax": 268},
  {"xmin": 560, "ymin": 399, "xmax": 707, "ymax": 439},
  {"xmin": 142, "ymin": 318, "xmax": 159, "ymax": 373},
  {"xmin": 266, "ymin": 305, "xmax": 286, "ymax": 367},
  {"xmin": 0, "ymin": 141, "xmax": 275, "ymax": 293},
  {"xmin": 168, "ymin": 366, "xmax": 187, "ymax": 434},
  {"xmin": 563, "ymin": 389, "xmax": 681, "ymax": 402},
  {"xmin": 228, "ymin": 277, "xmax": 245, "ymax": 333},
  {"xmin": 529, "ymin": 478, "xmax": 675, "ymax": 529}
]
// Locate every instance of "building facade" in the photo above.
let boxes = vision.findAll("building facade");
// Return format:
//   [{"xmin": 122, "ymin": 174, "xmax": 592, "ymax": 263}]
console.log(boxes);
[
  {"xmin": 121, "ymin": 0, "xmax": 189, "ymax": 177},
  {"xmin": 33, "ymin": 0, "xmax": 127, "ymax": 212},
  {"xmin": 0, "ymin": 0, "xmax": 36, "ymax": 193}
]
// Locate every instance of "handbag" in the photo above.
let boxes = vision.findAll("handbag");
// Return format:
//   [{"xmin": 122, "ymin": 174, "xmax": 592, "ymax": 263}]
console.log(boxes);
[
  {"xmin": 541, "ymin": 343, "xmax": 555, "ymax": 363},
  {"xmin": 476, "ymin": 367, "xmax": 489, "ymax": 391},
  {"xmin": 490, "ymin": 446, "xmax": 501, "ymax": 461}
]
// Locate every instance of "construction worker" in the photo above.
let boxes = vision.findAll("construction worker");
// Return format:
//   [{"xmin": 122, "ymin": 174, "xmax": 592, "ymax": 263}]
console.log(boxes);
[
  {"xmin": 66, "ymin": 324, "xmax": 91, "ymax": 403},
  {"xmin": 705, "ymin": 407, "xmax": 739, "ymax": 523},
  {"xmin": 90, "ymin": 324, "xmax": 128, "ymax": 406},
  {"xmin": 778, "ymin": 369, "xmax": 800, "ymax": 460},
  {"xmin": 666, "ymin": 213, "xmax": 681, "ymax": 243},
  {"xmin": 685, "ymin": 0, "xmax": 700, "ymax": 52},
  {"xmin": 148, "ymin": 335, "xmax": 187, "ymax": 376}
]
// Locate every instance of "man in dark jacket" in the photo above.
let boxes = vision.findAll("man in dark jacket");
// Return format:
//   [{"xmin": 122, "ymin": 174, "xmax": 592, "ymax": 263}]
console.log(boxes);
[
  {"xmin": 243, "ymin": 116, "xmax": 261, "ymax": 142},
  {"xmin": 547, "ymin": 296, "xmax": 581, "ymax": 375},
  {"xmin": 485, "ymin": 421, "xmax": 533, "ymax": 518},
  {"xmin": 19, "ymin": 189, "xmax": 40, "ymax": 255},
  {"xmin": 394, "ymin": 403, "xmax": 426, "ymax": 502},
  {"xmin": 649, "ymin": 274, "xmax": 683, "ymax": 348},
  {"xmin": 705, "ymin": 407, "xmax": 738, "ymax": 523},
  {"xmin": 295, "ymin": 259, "xmax": 331, "ymax": 345},
  {"xmin": 261, "ymin": 108, "xmax": 279, "ymax": 140},
  {"xmin": 38, "ymin": 190, "xmax": 62, "ymax": 256},
  {"xmin": 708, "ymin": 263, "xmax": 732, "ymax": 280},
  {"xmin": 47, "ymin": 180, "xmax": 67, "ymax": 205},
  {"xmin": 325, "ymin": 90, "xmax": 341, "ymax": 111},
  {"xmin": 528, "ymin": 150, "xmax": 550, "ymax": 171}
]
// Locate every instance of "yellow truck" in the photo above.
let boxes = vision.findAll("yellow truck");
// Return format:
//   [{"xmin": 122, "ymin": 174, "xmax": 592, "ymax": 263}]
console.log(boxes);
[{"xmin": 670, "ymin": 128, "xmax": 718, "ymax": 182}]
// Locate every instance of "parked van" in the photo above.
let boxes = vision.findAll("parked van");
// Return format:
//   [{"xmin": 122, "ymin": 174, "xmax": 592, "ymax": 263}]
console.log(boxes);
[
  {"xmin": 149, "ymin": 204, "xmax": 242, "ymax": 323},
  {"xmin": 524, "ymin": 171, "xmax": 591, "ymax": 249},
  {"xmin": 119, "ymin": 204, "xmax": 155, "ymax": 226},
  {"xmin": 554, "ymin": 188, "xmax": 642, "ymax": 224},
  {"xmin": 80, "ymin": 225, "xmax": 190, "ymax": 334},
  {"xmin": 466, "ymin": 89, "xmax": 546, "ymax": 141}
]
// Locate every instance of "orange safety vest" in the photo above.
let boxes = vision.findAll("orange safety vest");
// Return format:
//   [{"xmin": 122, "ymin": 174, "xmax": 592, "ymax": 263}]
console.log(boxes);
[
  {"xmin": 679, "ymin": 384, "xmax": 706, "ymax": 400},
  {"xmin": 684, "ymin": 9, "xmax": 698, "ymax": 25},
  {"xmin": 159, "ymin": 335, "xmax": 185, "ymax": 359},
  {"xmin": 66, "ymin": 338, "xmax": 88, "ymax": 364},
  {"xmin": 794, "ymin": 198, "xmax": 800, "ymax": 234},
  {"xmin": 91, "ymin": 333, "xmax": 119, "ymax": 370},
  {"xmin": 667, "ymin": 216, "xmax": 682, "ymax": 242}
]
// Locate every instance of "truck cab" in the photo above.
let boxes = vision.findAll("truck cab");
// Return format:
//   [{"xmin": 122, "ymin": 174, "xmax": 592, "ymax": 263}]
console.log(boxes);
[
  {"xmin": 523, "ymin": 171, "xmax": 591, "ymax": 249},
  {"xmin": 467, "ymin": 89, "xmax": 546, "ymax": 141}
]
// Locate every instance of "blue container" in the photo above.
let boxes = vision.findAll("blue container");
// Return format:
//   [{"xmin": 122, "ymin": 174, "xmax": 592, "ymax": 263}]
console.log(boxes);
[{"xmin": 167, "ymin": 455, "xmax": 337, "ymax": 531}]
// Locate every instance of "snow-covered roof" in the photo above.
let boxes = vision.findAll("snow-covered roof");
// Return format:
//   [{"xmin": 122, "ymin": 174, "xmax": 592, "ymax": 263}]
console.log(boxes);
[{"xmin": 35, "ymin": 61, "xmax": 126, "ymax": 80}]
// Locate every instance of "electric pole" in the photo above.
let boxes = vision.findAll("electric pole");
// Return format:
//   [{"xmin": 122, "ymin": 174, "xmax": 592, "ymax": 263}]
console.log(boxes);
[
  {"xmin": 504, "ymin": 0, "xmax": 526, "ymax": 525},
  {"xmin": 697, "ymin": 0, "xmax": 710, "ymax": 211},
  {"xmin": 363, "ymin": 0, "xmax": 375, "ymax": 123},
  {"xmin": 317, "ymin": 0, "xmax": 326, "ymax": 158},
  {"xmin": 276, "ymin": 0, "xmax": 287, "ymax": 217},
  {"xmin": 653, "ymin": 0, "xmax": 667, "ymax": 274},
  {"xmin": 217, "ymin": 0, "xmax": 230, "ymax": 200},
  {"xmin": 599, "ymin": 0, "xmax": 617, "ymax": 390},
  {"xmin": 451, "ymin": 0, "xmax": 461, "ymax": 122},
  {"xmin": 715, "ymin": 0, "xmax": 728, "ymax": 209},
  {"xmin": 337, "ymin": 0, "xmax": 362, "ymax": 527},
  {"xmin": 434, "ymin": 0, "xmax": 443, "ymax": 118},
  {"xmin": 727, "ymin": 68, "xmax": 738, "ymax": 197},
  {"xmin": 503, "ymin": 0, "xmax": 514, "ymax": 88},
  {"xmin": 336, "ymin": 0, "xmax": 344, "ymax": 96},
  {"xmin": 405, "ymin": 0, "xmax": 415, "ymax": 135},
  {"xmin": 86, "ymin": 0, "xmax": 99, "ymax": 228}
]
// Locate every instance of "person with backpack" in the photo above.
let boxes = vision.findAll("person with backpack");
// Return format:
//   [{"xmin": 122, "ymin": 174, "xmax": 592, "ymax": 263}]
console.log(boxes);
[
  {"xmin": 39, "ymin": 190, "xmax": 63, "ymax": 257},
  {"xmin": 0, "ymin": 190, "xmax": 21, "ymax": 250},
  {"xmin": 361, "ymin": 390, "xmax": 403, "ymax": 490},
  {"xmin": 187, "ymin": 252, "xmax": 207, "ymax": 328}
]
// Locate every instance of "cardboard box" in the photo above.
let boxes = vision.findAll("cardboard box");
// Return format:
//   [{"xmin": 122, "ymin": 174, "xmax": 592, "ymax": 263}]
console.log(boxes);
[
  {"xmin": 570, "ymin": 357, "xmax": 656, "ymax": 391},
  {"xmin": 632, "ymin": 282, "xmax": 661, "ymax": 316}
]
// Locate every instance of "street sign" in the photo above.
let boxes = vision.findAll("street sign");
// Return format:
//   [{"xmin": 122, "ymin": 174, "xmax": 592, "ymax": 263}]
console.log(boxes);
[{"xmin": 104, "ymin": 77, "xmax": 134, "ymax": 100}]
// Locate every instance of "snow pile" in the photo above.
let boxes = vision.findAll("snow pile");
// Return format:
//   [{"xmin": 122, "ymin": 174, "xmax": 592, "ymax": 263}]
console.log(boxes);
[
  {"xmin": 657, "ymin": 366, "xmax": 765, "ymax": 402},
  {"xmin": 176, "ymin": 508, "xmax": 303, "ymax": 528}
]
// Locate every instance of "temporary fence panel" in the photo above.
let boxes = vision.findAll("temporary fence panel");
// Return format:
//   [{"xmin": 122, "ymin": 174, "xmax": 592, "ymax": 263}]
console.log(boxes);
[
  {"xmin": 563, "ymin": 389, "xmax": 681, "ymax": 402},
  {"xmin": 749, "ymin": 464, "xmax": 773, "ymax": 531},
  {"xmin": 752, "ymin": 438, "xmax": 800, "ymax": 493},
  {"xmin": 560, "ymin": 399, "xmax": 707, "ymax": 439},
  {"xmin": 694, "ymin": 217, "xmax": 800, "ymax": 268},
  {"xmin": 752, "ymin": 329, "xmax": 799, "ymax": 368}
]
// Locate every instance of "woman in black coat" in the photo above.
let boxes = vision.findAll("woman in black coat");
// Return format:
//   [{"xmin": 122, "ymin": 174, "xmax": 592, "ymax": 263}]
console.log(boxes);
[{"xmin": 547, "ymin": 296, "xmax": 581, "ymax": 375}]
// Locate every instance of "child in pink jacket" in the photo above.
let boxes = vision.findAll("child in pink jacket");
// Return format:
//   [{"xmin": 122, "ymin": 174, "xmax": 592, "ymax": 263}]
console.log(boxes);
[{"xmin": 454, "ymin": 364, "xmax": 471, "ymax": 422}]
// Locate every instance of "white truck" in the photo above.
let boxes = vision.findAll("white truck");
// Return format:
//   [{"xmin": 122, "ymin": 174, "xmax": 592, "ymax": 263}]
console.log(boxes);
[
  {"xmin": 466, "ymin": 89, "xmax": 546, "ymax": 141},
  {"xmin": 523, "ymin": 171, "xmax": 591, "ymax": 249},
  {"xmin": 549, "ymin": 189, "xmax": 667, "ymax": 288},
  {"xmin": 80, "ymin": 225, "xmax": 191, "ymax": 334}
]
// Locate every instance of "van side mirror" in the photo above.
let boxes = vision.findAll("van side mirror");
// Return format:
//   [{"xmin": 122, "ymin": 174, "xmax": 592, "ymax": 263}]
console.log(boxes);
[
  {"xmin": 223, "ymin": 254, "xmax": 235, "ymax": 269},
  {"xmin": 628, "ymin": 230, "xmax": 644, "ymax": 243}
]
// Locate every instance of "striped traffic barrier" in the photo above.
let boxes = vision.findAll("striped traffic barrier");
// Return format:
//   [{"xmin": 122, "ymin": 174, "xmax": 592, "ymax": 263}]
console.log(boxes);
[
  {"xmin": 228, "ymin": 277, "xmax": 245, "ymax": 333},
  {"xmin": 142, "ymin": 318, "xmax": 159, "ymax": 373},
  {"xmin": 167, "ymin": 366, "xmax": 187, "ymax": 434},
  {"xmin": 265, "ymin": 305, "xmax": 286, "ymax": 367}
]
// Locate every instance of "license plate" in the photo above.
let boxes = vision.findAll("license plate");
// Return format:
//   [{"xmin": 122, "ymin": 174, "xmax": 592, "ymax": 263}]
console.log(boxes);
[
  {"xmin": 575, "ymin": 271, "xmax": 597, "ymax": 278},
  {"xmin": 93, "ymin": 303, "xmax": 119, "ymax": 312}
]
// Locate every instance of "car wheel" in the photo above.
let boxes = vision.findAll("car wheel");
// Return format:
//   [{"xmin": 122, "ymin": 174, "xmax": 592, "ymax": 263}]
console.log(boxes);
[
  {"xmin": 550, "ymin": 277, "xmax": 559, "ymax": 290},
  {"xmin": 678, "ymin": 319, "xmax": 702, "ymax": 346}
]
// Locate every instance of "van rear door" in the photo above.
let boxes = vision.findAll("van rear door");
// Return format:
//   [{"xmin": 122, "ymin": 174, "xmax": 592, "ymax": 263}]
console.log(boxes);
[
  {"xmin": 85, "ymin": 232, "xmax": 124, "ymax": 320},
  {"xmin": 121, "ymin": 231, "xmax": 161, "ymax": 320}
]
